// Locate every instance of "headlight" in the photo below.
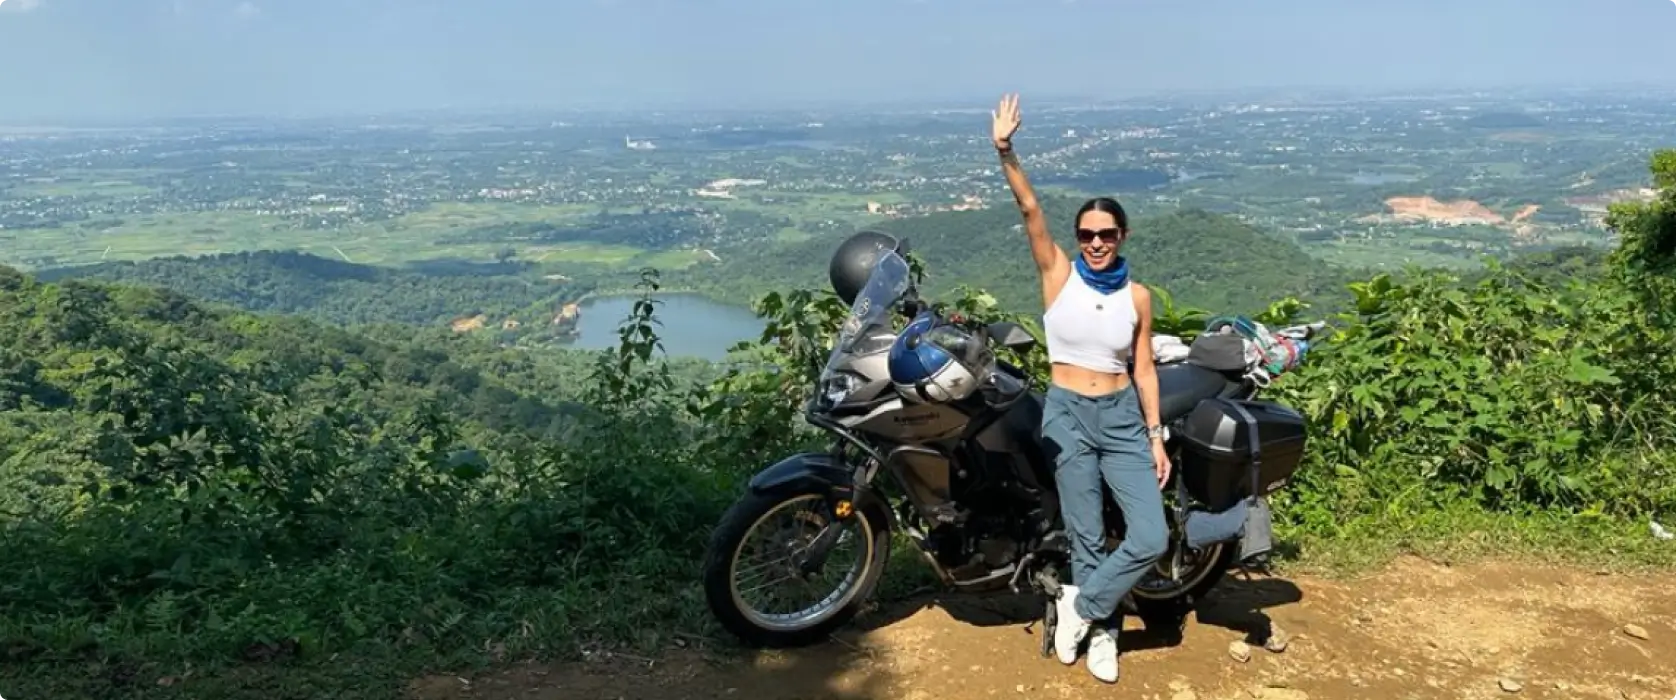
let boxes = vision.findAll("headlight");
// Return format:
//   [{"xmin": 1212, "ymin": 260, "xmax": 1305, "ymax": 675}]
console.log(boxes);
[{"xmin": 820, "ymin": 371, "xmax": 864, "ymax": 406}]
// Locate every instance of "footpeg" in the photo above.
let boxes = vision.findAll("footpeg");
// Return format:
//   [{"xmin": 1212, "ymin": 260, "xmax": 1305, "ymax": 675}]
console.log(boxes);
[{"xmin": 1118, "ymin": 592, "xmax": 1138, "ymax": 614}]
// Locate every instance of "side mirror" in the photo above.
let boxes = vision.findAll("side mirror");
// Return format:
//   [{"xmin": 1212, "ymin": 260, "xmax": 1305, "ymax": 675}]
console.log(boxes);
[
  {"xmin": 986, "ymin": 321, "xmax": 1038, "ymax": 353},
  {"xmin": 899, "ymin": 286, "xmax": 924, "ymax": 317}
]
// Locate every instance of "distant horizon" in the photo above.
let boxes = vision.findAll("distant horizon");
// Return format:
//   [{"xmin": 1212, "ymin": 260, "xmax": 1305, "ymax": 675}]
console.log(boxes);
[
  {"xmin": 5, "ymin": 79, "xmax": 1676, "ymax": 130},
  {"xmin": 5, "ymin": 0, "xmax": 1673, "ymax": 127}
]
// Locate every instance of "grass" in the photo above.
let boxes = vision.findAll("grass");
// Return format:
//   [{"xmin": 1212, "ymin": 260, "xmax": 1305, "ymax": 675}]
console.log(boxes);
[
  {"xmin": 7, "ymin": 170, "xmax": 1596, "ymax": 280},
  {"xmin": 1, "ymin": 211, "xmax": 291, "ymax": 266},
  {"xmin": 0, "ymin": 202, "xmax": 652, "ymax": 270},
  {"xmin": 14, "ymin": 178, "xmax": 157, "ymax": 198},
  {"xmin": 709, "ymin": 191, "xmax": 906, "ymax": 222},
  {"xmin": 383, "ymin": 202, "xmax": 597, "ymax": 233},
  {"xmin": 0, "ymin": 190, "xmax": 900, "ymax": 273},
  {"xmin": 1276, "ymin": 501, "xmax": 1676, "ymax": 577},
  {"xmin": 773, "ymin": 227, "xmax": 814, "ymax": 243},
  {"xmin": 2, "ymin": 504, "xmax": 1669, "ymax": 700},
  {"xmin": 635, "ymin": 248, "xmax": 713, "ymax": 270}
]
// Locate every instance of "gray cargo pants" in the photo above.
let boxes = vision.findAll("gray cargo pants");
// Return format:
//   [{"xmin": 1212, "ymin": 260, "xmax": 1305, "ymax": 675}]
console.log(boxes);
[{"xmin": 1041, "ymin": 383, "xmax": 1169, "ymax": 623}]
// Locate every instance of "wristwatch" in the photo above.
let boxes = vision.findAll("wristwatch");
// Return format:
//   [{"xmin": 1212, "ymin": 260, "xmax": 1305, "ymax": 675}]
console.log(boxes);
[{"xmin": 1146, "ymin": 425, "xmax": 1165, "ymax": 441}]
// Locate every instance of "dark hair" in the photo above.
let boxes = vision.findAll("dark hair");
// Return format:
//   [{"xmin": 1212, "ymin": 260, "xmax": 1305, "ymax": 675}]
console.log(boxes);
[{"xmin": 1075, "ymin": 197, "xmax": 1129, "ymax": 231}]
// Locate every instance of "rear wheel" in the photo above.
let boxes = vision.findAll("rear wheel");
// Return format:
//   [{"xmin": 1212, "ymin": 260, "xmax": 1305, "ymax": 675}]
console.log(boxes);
[
  {"xmin": 1129, "ymin": 540, "xmax": 1237, "ymax": 628},
  {"xmin": 701, "ymin": 489, "xmax": 891, "ymax": 648}
]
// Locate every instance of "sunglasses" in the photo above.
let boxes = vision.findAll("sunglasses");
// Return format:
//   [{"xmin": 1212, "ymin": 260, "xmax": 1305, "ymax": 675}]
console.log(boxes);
[{"xmin": 1075, "ymin": 228, "xmax": 1123, "ymax": 244}]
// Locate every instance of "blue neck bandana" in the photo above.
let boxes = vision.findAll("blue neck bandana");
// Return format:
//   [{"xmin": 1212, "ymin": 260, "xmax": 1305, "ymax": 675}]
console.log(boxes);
[{"xmin": 1074, "ymin": 254, "xmax": 1129, "ymax": 295}]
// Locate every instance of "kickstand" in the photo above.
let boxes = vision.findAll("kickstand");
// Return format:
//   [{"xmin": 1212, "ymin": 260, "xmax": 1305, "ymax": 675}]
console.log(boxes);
[{"xmin": 1033, "ymin": 595, "xmax": 1058, "ymax": 659}]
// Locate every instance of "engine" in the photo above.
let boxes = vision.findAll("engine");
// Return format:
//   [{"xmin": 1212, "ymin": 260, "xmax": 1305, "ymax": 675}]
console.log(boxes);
[{"xmin": 890, "ymin": 442, "xmax": 1038, "ymax": 582}]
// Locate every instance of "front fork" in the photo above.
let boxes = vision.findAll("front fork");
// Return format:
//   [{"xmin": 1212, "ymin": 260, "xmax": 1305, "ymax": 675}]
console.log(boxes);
[{"xmin": 794, "ymin": 485, "xmax": 857, "ymax": 578}]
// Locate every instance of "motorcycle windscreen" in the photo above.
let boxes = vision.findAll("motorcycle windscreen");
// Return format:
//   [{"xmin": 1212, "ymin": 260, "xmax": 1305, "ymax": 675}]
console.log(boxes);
[{"xmin": 823, "ymin": 250, "xmax": 911, "ymax": 376}]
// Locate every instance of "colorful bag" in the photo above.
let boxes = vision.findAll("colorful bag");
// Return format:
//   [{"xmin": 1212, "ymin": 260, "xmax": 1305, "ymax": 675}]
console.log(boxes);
[{"xmin": 1202, "ymin": 315, "xmax": 1317, "ymax": 379}]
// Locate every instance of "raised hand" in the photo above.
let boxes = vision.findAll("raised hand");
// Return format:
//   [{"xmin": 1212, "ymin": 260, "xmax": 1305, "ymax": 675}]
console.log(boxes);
[{"xmin": 992, "ymin": 93, "xmax": 1021, "ymax": 150}]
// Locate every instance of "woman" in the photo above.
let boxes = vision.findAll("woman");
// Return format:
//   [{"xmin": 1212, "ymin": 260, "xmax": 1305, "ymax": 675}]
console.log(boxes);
[{"xmin": 990, "ymin": 93, "xmax": 1170, "ymax": 684}]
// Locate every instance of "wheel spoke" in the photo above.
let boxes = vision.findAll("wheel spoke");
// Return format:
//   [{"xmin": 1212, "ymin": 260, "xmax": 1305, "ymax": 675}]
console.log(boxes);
[
  {"xmin": 740, "ymin": 572, "xmax": 806, "ymax": 597},
  {"xmin": 735, "ymin": 552, "xmax": 798, "ymax": 580},
  {"xmin": 727, "ymin": 494, "xmax": 876, "ymax": 632}
]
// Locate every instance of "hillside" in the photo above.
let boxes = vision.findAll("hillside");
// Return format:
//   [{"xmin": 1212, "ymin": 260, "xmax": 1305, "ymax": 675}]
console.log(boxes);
[
  {"xmin": 0, "ymin": 262, "xmax": 740, "ymax": 696},
  {"xmin": 676, "ymin": 200, "xmax": 1361, "ymax": 315},
  {"xmin": 34, "ymin": 250, "xmax": 594, "ymax": 330},
  {"xmin": 0, "ymin": 150, "xmax": 1671, "ymax": 700},
  {"xmin": 0, "ymin": 266, "xmax": 616, "ymax": 465}
]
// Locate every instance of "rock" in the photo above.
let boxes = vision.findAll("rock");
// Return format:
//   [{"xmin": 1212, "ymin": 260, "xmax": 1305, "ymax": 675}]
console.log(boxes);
[
  {"xmin": 1230, "ymin": 641, "xmax": 1253, "ymax": 663},
  {"xmin": 1252, "ymin": 689, "xmax": 1309, "ymax": 700},
  {"xmin": 1622, "ymin": 624, "xmax": 1649, "ymax": 640},
  {"xmin": 1265, "ymin": 629, "xmax": 1290, "ymax": 653},
  {"xmin": 1499, "ymin": 678, "xmax": 1523, "ymax": 693}
]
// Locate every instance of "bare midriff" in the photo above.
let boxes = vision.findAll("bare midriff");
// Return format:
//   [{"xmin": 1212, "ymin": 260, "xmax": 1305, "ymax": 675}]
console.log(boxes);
[{"xmin": 1050, "ymin": 362, "xmax": 1131, "ymax": 397}]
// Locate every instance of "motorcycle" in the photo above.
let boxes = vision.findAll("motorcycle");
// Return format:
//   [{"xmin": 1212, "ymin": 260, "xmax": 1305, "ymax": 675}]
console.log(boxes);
[{"xmin": 700, "ymin": 245, "xmax": 1316, "ymax": 652}]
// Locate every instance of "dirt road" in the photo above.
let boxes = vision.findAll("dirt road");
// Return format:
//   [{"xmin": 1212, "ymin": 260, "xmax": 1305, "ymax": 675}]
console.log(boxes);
[{"xmin": 410, "ymin": 557, "xmax": 1674, "ymax": 700}]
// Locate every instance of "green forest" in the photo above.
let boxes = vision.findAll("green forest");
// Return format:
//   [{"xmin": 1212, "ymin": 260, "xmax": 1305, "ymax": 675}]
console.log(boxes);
[
  {"xmin": 39, "ymin": 200, "xmax": 1360, "ymax": 322},
  {"xmin": 675, "ymin": 201, "xmax": 1364, "ymax": 315},
  {"xmin": 1, "ymin": 151, "xmax": 1673, "ymax": 699},
  {"xmin": 34, "ymin": 250, "xmax": 596, "ymax": 329}
]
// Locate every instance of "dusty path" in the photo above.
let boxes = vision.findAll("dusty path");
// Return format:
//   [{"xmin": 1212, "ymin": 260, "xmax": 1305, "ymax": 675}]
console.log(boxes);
[{"xmin": 410, "ymin": 557, "xmax": 1674, "ymax": 700}]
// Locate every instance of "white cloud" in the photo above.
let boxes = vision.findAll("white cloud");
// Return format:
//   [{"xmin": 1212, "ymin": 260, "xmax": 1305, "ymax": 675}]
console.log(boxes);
[
  {"xmin": 0, "ymin": 0, "xmax": 44, "ymax": 12},
  {"xmin": 234, "ymin": 1, "xmax": 260, "ymax": 19}
]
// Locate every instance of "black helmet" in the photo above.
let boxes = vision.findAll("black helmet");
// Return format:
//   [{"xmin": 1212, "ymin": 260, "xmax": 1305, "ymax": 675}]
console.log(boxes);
[{"xmin": 829, "ymin": 230, "xmax": 905, "ymax": 306}]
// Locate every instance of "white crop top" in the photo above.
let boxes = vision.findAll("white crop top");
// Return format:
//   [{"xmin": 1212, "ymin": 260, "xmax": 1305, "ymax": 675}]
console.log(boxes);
[{"xmin": 1043, "ymin": 272, "xmax": 1137, "ymax": 374}]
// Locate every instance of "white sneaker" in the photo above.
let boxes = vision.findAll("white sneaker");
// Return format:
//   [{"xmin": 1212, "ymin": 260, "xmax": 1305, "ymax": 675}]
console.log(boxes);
[
  {"xmin": 1086, "ymin": 627, "xmax": 1119, "ymax": 683},
  {"xmin": 1054, "ymin": 585, "xmax": 1091, "ymax": 665}
]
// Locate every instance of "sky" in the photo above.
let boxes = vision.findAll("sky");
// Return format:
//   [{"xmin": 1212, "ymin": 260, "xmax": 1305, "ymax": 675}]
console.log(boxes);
[{"xmin": 0, "ymin": 0, "xmax": 1673, "ymax": 122}]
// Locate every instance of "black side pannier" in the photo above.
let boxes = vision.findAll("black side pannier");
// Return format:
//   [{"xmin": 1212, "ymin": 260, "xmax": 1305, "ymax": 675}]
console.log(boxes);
[{"xmin": 1176, "ymin": 397, "xmax": 1307, "ymax": 512}]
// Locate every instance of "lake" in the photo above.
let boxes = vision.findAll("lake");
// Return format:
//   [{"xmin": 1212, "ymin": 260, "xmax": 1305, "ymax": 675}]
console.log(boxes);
[{"xmin": 567, "ymin": 293, "xmax": 767, "ymax": 361}]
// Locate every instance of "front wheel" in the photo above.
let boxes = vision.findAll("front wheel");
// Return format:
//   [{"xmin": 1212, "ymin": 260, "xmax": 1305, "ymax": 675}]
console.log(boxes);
[{"xmin": 702, "ymin": 488, "xmax": 891, "ymax": 648}]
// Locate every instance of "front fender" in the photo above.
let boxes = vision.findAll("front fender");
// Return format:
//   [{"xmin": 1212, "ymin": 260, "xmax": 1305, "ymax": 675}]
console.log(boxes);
[
  {"xmin": 748, "ymin": 452, "xmax": 894, "ymax": 530},
  {"xmin": 749, "ymin": 452, "xmax": 852, "ymax": 494}
]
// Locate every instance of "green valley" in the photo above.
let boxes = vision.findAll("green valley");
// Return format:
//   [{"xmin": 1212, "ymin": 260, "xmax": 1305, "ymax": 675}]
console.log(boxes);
[{"xmin": 1, "ymin": 143, "xmax": 1672, "ymax": 700}]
